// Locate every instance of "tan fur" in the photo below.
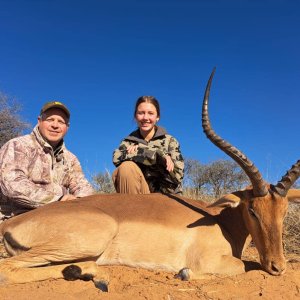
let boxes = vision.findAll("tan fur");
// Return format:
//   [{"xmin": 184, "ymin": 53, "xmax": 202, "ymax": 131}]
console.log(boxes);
[{"xmin": 0, "ymin": 190, "xmax": 299, "ymax": 286}]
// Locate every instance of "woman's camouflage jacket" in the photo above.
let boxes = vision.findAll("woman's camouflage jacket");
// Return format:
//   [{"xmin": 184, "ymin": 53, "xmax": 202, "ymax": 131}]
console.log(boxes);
[{"xmin": 113, "ymin": 126, "xmax": 184, "ymax": 194}]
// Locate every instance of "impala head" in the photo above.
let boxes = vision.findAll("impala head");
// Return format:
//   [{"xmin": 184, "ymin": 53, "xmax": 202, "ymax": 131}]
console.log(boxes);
[
  {"xmin": 240, "ymin": 188, "xmax": 288, "ymax": 275},
  {"xmin": 202, "ymin": 68, "xmax": 300, "ymax": 275}
]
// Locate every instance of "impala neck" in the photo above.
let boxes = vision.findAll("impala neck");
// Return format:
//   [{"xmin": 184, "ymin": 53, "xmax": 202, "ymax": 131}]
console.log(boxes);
[{"xmin": 215, "ymin": 206, "xmax": 251, "ymax": 258}]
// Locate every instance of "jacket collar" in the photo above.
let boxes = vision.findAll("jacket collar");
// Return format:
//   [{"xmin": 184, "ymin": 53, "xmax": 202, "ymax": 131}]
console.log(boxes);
[{"xmin": 126, "ymin": 126, "xmax": 167, "ymax": 144}]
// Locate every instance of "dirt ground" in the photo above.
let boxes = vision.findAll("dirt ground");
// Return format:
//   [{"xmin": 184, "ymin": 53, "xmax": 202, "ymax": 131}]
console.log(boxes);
[{"xmin": 0, "ymin": 246, "xmax": 299, "ymax": 300}]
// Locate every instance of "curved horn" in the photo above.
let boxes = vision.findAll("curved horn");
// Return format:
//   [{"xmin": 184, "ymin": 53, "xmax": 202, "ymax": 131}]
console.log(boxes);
[
  {"xmin": 202, "ymin": 68, "xmax": 268, "ymax": 197},
  {"xmin": 271, "ymin": 160, "xmax": 300, "ymax": 196}
]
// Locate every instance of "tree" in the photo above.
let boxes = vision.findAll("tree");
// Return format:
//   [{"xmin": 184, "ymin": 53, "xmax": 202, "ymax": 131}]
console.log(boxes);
[
  {"xmin": 184, "ymin": 159, "xmax": 208, "ymax": 196},
  {"xmin": 204, "ymin": 159, "xmax": 249, "ymax": 198},
  {"xmin": 92, "ymin": 169, "xmax": 115, "ymax": 193},
  {"xmin": 0, "ymin": 92, "xmax": 30, "ymax": 148},
  {"xmin": 184, "ymin": 158, "xmax": 249, "ymax": 198}
]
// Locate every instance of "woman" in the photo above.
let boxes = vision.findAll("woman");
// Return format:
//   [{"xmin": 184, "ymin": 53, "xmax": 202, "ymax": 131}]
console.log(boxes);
[{"xmin": 112, "ymin": 96, "xmax": 184, "ymax": 194}]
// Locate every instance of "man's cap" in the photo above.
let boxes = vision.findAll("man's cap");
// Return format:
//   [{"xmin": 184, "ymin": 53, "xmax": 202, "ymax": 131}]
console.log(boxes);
[{"xmin": 40, "ymin": 101, "xmax": 70, "ymax": 119}]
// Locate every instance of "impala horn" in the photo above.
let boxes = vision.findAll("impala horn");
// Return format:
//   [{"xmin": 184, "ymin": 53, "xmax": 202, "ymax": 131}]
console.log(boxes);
[
  {"xmin": 202, "ymin": 68, "xmax": 268, "ymax": 197},
  {"xmin": 271, "ymin": 160, "xmax": 300, "ymax": 196}
]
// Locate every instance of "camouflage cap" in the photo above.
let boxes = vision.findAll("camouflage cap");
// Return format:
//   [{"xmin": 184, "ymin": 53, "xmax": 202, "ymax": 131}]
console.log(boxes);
[{"xmin": 40, "ymin": 101, "xmax": 70, "ymax": 119}]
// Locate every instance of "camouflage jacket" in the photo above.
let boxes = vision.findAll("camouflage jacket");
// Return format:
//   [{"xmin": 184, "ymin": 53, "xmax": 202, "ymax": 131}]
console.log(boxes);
[
  {"xmin": 0, "ymin": 125, "xmax": 94, "ymax": 221},
  {"xmin": 113, "ymin": 126, "xmax": 184, "ymax": 194}
]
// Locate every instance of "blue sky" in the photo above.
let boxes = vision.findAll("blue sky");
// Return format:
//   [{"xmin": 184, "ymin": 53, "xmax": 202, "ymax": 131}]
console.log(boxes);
[{"xmin": 0, "ymin": 0, "xmax": 299, "ymax": 184}]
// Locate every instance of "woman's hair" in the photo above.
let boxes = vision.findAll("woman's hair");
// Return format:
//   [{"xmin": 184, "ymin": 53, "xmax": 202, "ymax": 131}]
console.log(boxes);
[{"xmin": 134, "ymin": 96, "xmax": 160, "ymax": 118}]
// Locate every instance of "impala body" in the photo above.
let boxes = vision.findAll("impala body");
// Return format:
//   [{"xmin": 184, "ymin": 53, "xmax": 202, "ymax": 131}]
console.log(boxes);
[{"xmin": 0, "ymin": 70, "xmax": 299, "ymax": 291}]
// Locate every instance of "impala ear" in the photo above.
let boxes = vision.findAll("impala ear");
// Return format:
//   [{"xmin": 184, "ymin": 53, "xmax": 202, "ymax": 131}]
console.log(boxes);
[
  {"xmin": 287, "ymin": 189, "xmax": 300, "ymax": 204},
  {"xmin": 208, "ymin": 191, "xmax": 244, "ymax": 208}
]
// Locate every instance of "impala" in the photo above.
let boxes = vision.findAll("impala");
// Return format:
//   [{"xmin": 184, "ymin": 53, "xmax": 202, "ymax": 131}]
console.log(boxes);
[{"xmin": 0, "ymin": 69, "xmax": 299, "ymax": 291}]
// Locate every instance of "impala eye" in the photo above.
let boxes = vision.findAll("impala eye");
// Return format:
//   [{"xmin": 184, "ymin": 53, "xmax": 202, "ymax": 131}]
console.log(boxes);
[{"xmin": 248, "ymin": 208, "xmax": 257, "ymax": 218}]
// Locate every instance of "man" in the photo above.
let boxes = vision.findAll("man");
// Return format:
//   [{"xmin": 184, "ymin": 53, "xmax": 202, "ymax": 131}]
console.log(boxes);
[{"xmin": 0, "ymin": 101, "xmax": 94, "ymax": 222}]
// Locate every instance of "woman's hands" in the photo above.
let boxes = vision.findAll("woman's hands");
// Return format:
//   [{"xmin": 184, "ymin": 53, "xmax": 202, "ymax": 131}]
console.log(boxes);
[
  {"xmin": 164, "ymin": 155, "xmax": 174, "ymax": 172},
  {"xmin": 126, "ymin": 144, "xmax": 139, "ymax": 154},
  {"xmin": 126, "ymin": 145, "xmax": 174, "ymax": 172}
]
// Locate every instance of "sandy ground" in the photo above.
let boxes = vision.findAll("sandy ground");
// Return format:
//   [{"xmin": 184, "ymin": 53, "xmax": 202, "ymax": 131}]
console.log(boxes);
[{"xmin": 0, "ymin": 246, "xmax": 299, "ymax": 300}]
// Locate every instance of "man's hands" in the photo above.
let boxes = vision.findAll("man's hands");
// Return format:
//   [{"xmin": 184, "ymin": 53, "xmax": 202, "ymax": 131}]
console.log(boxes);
[{"xmin": 60, "ymin": 194, "xmax": 77, "ymax": 201}]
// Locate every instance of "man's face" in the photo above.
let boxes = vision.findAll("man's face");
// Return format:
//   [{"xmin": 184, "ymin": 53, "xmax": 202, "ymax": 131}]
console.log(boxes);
[{"xmin": 38, "ymin": 108, "xmax": 69, "ymax": 147}]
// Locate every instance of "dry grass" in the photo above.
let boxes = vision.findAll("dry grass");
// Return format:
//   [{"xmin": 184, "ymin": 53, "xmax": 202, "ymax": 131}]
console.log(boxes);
[
  {"xmin": 283, "ymin": 203, "xmax": 300, "ymax": 255},
  {"xmin": 182, "ymin": 189, "xmax": 215, "ymax": 203}
]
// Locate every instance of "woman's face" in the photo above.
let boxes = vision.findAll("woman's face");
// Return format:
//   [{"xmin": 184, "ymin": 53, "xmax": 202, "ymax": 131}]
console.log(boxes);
[{"xmin": 135, "ymin": 102, "xmax": 159, "ymax": 134}]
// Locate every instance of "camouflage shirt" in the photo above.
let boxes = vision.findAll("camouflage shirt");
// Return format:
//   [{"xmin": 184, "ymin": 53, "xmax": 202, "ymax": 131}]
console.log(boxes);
[
  {"xmin": 113, "ymin": 126, "xmax": 184, "ymax": 194},
  {"xmin": 0, "ymin": 125, "xmax": 94, "ymax": 221}
]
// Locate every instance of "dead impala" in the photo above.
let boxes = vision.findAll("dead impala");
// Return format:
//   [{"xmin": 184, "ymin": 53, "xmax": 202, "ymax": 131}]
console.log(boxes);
[{"xmin": 0, "ymin": 69, "xmax": 299, "ymax": 291}]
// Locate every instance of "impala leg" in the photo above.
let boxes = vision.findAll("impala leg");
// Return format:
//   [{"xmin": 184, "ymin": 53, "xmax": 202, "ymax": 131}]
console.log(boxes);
[
  {"xmin": 176, "ymin": 255, "xmax": 246, "ymax": 280},
  {"xmin": 61, "ymin": 263, "xmax": 109, "ymax": 291},
  {"xmin": 174, "ymin": 268, "xmax": 214, "ymax": 280},
  {"xmin": 194, "ymin": 255, "xmax": 245, "ymax": 278},
  {"xmin": 215, "ymin": 255, "xmax": 246, "ymax": 275},
  {"xmin": 0, "ymin": 254, "xmax": 109, "ymax": 291}
]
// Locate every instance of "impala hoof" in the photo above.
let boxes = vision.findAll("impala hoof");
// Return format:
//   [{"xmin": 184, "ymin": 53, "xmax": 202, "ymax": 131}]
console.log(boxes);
[
  {"xmin": 62, "ymin": 264, "xmax": 93, "ymax": 281},
  {"xmin": 62, "ymin": 265, "xmax": 82, "ymax": 281},
  {"xmin": 174, "ymin": 268, "xmax": 190, "ymax": 281},
  {"xmin": 94, "ymin": 280, "xmax": 109, "ymax": 292}
]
